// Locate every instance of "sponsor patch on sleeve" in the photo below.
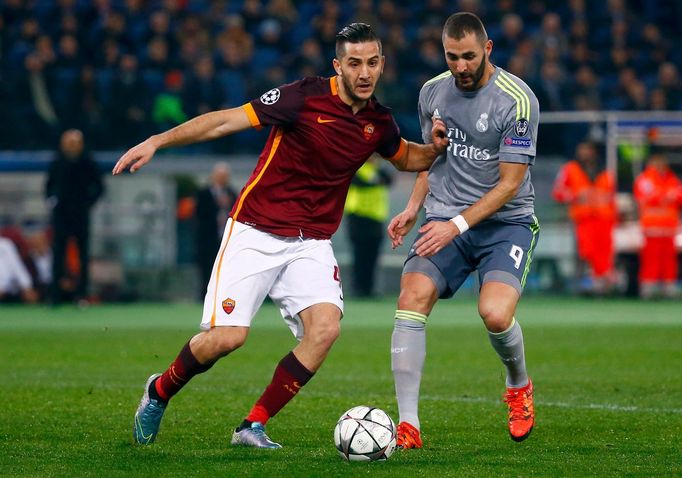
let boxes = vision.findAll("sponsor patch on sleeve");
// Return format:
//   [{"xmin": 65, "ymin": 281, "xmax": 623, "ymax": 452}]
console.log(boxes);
[{"xmin": 504, "ymin": 136, "xmax": 532, "ymax": 148}]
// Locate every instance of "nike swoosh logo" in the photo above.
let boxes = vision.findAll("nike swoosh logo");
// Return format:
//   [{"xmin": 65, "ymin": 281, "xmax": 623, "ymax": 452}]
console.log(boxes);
[
  {"xmin": 317, "ymin": 116, "xmax": 336, "ymax": 123},
  {"xmin": 135, "ymin": 414, "xmax": 153, "ymax": 443}
]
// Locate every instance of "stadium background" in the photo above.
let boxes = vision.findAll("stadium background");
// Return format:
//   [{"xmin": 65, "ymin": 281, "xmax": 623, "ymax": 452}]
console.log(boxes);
[{"xmin": 1, "ymin": 0, "xmax": 681, "ymax": 301}]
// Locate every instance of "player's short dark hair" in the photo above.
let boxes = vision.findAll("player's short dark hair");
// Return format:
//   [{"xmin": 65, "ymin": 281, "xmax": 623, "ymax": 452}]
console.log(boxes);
[
  {"xmin": 335, "ymin": 23, "xmax": 382, "ymax": 59},
  {"xmin": 443, "ymin": 12, "xmax": 488, "ymax": 44}
]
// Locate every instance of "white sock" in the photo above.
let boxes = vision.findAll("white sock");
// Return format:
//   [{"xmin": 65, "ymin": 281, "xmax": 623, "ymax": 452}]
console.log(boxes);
[
  {"xmin": 391, "ymin": 311, "xmax": 427, "ymax": 429},
  {"xmin": 488, "ymin": 318, "xmax": 529, "ymax": 388}
]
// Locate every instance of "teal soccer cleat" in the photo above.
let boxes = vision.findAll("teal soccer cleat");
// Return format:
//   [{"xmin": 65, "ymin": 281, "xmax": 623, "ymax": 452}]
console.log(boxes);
[
  {"xmin": 133, "ymin": 373, "xmax": 167, "ymax": 445},
  {"xmin": 231, "ymin": 422, "xmax": 282, "ymax": 449}
]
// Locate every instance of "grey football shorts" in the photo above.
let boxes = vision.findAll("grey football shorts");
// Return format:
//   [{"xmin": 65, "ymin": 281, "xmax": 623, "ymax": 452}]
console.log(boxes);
[{"xmin": 403, "ymin": 215, "xmax": 540, "ymax": 298}]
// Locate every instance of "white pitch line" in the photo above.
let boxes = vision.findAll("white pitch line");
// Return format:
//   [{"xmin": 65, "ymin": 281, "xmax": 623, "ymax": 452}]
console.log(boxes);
[{"xmin": 418, "ymin": 394, "xmax": 682, "ymax": 415}]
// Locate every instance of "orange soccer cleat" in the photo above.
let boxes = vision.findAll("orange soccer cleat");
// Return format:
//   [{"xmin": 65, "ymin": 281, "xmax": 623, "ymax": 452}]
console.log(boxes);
[
  {"xmin": 503, "ymin": 378, "xmax": 535, "ymax": 442},
  {"xmin": 396, "ymin": 421, "xmax": 423, "ymax": 449}
]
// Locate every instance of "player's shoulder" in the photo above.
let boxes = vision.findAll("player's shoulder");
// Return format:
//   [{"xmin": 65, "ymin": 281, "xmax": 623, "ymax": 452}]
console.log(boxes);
[
  {"xmin": 419, "ymin": 70, "xmax": 452, "ymax": 98},
  {"xmin": 491, "ymin": 68, "xmax": 538, "ymax": 102},
  {"xmin": 284, "ymin": 76, "xmax": 333, "ymax": 95},
  {"xmin": 491, "ymin": 68, "xmax": 539, "ymax": 124}
]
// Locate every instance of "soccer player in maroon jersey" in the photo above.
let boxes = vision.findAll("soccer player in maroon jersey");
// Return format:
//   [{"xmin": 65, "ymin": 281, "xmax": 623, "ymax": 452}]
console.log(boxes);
[{"xmin": 114, "ymin": 23, "xmax": 448, "ymax": 448}]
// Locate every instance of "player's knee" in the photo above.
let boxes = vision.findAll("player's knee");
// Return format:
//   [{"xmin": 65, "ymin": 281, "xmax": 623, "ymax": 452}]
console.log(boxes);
[
  {"xmin": 308, "ymin": 317, "xmax": 340, "ymax": 350},
  {"xmin": 209, "ymin": 327, "xmax": 248, "ymax": 356},
  {"xmin": 478, "ymin": 304, "xmax": 512, "ymax": 333},
  {"xmin": 397, "ymin": 286, "xmax": 435, "ymax": 313}
]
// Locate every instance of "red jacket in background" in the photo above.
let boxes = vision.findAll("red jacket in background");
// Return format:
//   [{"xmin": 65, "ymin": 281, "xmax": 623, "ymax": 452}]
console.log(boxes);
[
  {"xmin": 552, "ymin": 160, "xmax": 617, "ymax": 222},
  {"xmin": 634, "ymin": 165, "xmax": 682, "ymax": 235}
]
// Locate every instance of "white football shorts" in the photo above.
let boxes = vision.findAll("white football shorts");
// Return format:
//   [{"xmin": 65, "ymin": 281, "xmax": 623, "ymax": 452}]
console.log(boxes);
[{"xmin": 200, "ymin": 218, "xmax": 344, "ymax": 340}]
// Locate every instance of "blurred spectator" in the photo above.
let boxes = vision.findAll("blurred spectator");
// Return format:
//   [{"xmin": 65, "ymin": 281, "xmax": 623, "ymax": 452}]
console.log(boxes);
[
  {"xmin": 570, "ymin": 65, "xmax": 602, "ymax": 110},
  {"xmin": 183, "ymin": 55, "xmax": 225, "ymax": 117},
  {"xmin": 633, "ymin": 152, "xmax": 682, "ymax": 299},
  {"xmin": 7, "ymin": 53, "xmax": 59, "ymax": 149},
  {"xmin": 0, "ymin": 236, "xmax": 39, "ymax": 303},
  {"xmin": 107, "ymin": 54, "xmax": 151, "ymax": 147},
  {"xmin": 152, "ymin": 70, "xmax": 187, "ymax": 132},
  {"xmin": 194, "ymin": 162, "xmax": 237, "ymax": 300},
  {"xmin": 534, "ymin": 61, "xmax": 569, "ymax": 111},
  {"xmin": 533, "ymin": 12, "xmax": 568, "ymax": 57},
  {"xmin": 552, "ymin": 142, "xmax": 617, "ymax": 295},
  {"xmin": 45, "ymin": 129, "xmax": 104, "ymax": 305},
  {"xmin": 658, "ymin": 62, "xmax": 682, "ymax": 108},
  {"xmin": 344, "ymin": 156, "xmax": 392, "ymax": 298}
]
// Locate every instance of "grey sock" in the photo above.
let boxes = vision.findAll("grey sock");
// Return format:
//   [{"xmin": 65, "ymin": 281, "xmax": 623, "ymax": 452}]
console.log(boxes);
[
  {"xmin": 391, "ymin": 318, "xmax": 426, "ymax": 429},
  {"xmin": 488, "ymin": 318, "xmax": 529, "ymax": 388}
]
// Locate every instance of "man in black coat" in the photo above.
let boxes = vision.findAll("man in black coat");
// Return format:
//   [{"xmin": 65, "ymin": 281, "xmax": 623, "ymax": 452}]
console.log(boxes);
[
  {"xmin": 195, "ymin": 162, "xmax": 237, "ymax": 300},
  {"xmin": 45, "ymin": 129, "xmax": 104, "ymax": 304}
]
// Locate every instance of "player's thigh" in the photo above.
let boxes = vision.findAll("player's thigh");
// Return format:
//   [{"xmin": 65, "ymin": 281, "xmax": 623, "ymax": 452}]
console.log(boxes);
[
  {"xmin": 200, "ymin": 220, "xmax": 285, "ymax": 330},
  {"xmin": 269, "ymin": 238, "xmax": 344, "ymax": 340},
  {"xmin": 404, "ymin": 224, "xmax": 474, "ymax": 300},
  {"xmin": 477, "ymin": 216, "xmax": 540, "ymax": 295}
]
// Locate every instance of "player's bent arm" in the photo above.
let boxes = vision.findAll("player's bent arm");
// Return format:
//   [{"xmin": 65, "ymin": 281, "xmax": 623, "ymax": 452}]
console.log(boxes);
[
  {"xmin": 405, "ymin": 171, "xmax": 430, "ymax": 214},
  {"xmin": 113, "ymin": 107, "xmax": 252, "ymax": 174},
  {"xmin": 388, "ymin": 140, "xmax": 447, "ymax": 172},
  {"xmin": 454, "ymin": 162, "xmax": 528, "ymax": 233}
]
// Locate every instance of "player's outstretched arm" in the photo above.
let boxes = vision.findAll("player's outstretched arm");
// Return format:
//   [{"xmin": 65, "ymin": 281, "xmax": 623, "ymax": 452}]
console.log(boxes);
[
  {"xmin": 388, "ymin": 171, "xmax": 429, "ymax": 249},
  {"xmin": 112, "ymin": 107, "xmax": 252, "ymax": 175}
]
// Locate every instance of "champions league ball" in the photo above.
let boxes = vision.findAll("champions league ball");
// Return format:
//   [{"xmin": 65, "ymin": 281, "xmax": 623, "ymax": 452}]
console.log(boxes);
[{"xmin": 333, "ymin": 406, "xmax": 397, "ymax": 462}]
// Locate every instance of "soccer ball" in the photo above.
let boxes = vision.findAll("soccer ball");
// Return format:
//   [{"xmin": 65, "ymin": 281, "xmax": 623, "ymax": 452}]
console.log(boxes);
[{"xmin": 333, "ymin": 406, "xmax": 397, "ymax": 462}]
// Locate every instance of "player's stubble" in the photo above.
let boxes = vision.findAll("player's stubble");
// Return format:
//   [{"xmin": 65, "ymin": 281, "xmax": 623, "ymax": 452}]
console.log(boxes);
[{"xmin": 454, "ymin": 52, "xmax": 489, "ymax": 92}]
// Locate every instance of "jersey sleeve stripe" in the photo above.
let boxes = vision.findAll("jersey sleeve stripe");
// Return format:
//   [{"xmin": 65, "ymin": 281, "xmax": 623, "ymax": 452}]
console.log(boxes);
[
  {"xmin": 496, "ymin": 72, "xmax": 530, "ymax": 120},
  {"xmin": 423, "ymin": 70, "xmax": 452, "ymax": 87},
  {"xmin": 242, "ymin": 103, "xmax": 263, "ymax": 130},
  {"xmin": 498, "ymin": 71, "xmax": 530, "ymax": 119},
  {"xmin": 386, "ymin": 138, "xmax": 408, "ymax": 161}
]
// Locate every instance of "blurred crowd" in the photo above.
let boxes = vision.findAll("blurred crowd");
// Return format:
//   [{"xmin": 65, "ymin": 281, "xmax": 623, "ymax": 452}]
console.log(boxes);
[{"xmin": 1, "ymin": 0, "xmax": 681, "ymax": 152}]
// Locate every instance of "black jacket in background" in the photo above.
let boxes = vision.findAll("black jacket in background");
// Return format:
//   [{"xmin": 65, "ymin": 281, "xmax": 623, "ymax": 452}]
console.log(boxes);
[{"xmin": 45, "ymin": 151, "xmax": 104, "ymax": 218}]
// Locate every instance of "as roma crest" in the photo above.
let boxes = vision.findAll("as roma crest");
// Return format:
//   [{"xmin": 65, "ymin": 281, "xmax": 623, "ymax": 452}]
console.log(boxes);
[
  {"xmin": 222, "ymin": 298, "xmax": 236, "ymax": 314},
  {"xmin": 363, "ymin": 123, "xmax": 375, "ymax": 140}
]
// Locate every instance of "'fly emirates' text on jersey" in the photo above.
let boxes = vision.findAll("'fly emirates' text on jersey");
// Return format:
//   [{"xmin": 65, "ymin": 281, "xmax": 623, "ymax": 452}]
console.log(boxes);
[{"xmin": 232, "ymin": 76, "xmax": 406, "ymax": 239}]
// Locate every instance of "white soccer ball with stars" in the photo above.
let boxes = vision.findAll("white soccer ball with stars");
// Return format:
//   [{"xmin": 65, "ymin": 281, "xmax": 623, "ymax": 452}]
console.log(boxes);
[{"xmin": 333, "ymin": 406, "xmax": 397, "ymax": 462}]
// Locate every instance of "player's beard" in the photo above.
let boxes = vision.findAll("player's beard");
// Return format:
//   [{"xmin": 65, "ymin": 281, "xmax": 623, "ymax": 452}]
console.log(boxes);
[
  {"xmin": 455, "ymin": 53, "xmax": 488, "ymax": 91},
  {"xmin": 341, "ymin": 74, "xmax": 373, "ymax": 103}
]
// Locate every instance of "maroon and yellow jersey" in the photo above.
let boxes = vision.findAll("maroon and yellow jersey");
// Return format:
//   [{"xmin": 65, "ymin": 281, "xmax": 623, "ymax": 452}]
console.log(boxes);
[{"xmin": 231, "ymin": 76, "xmax": 407, "ymax": 239}]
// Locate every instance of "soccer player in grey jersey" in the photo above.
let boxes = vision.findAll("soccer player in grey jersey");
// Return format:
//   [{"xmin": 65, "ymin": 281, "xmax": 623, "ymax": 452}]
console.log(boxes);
[{"xmin": 388, "ymin": 12, "xmax": 540, "ymax": 448}]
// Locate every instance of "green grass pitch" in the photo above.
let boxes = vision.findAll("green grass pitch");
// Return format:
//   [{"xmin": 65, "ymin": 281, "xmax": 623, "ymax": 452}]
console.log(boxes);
[{"xmin": 1, "ymin": 297, "xmax": 681, "ymax": 477}]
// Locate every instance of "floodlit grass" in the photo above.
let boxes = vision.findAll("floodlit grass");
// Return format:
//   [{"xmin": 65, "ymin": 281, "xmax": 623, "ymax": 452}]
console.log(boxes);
[{"xmin": 1, "ymin": 297, "xmax": 681, "ymax": 477}]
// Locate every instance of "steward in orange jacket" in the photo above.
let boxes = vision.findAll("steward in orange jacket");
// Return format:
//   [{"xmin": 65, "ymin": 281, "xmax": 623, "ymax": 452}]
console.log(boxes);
[
  {"xmin": 633, "ymin": 152, "xmax": 682, "ymax": 298},
  {"xmin": 552, "ymin": 142, "xmax": 617, "ymax": 292}
]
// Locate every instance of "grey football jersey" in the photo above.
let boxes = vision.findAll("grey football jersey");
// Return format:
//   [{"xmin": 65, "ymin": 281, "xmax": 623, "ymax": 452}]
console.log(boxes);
[{"xmin": 418, "ymin": 67, "xmax": 539, "ymax": 220}]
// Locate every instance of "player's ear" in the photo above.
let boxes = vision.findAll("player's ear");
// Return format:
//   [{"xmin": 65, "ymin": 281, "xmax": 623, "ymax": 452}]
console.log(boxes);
[
  {"xmin": 485, "ymin": 39, "xmax": 493, "ymax": 56},
  {"xmin": 380, "ymin": 55, "xmax": 385, "ymax": 74},
  {"xmin": 332, "ymin": 58, "xmax": 342, "ymax": 76}
]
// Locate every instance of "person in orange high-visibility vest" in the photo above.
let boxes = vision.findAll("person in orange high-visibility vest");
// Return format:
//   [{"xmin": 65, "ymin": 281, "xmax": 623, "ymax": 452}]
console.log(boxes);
[
  {"xmin": 633, "ymin": 152, "xmax": 682, "ymax": 299},
  {"xmin": 552, "ymin": 142, "xmax": 617, "ymax": 294}
]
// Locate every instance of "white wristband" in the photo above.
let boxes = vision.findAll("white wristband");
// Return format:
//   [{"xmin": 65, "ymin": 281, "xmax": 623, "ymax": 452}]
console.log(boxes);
[{"xmin": 450, "ymin": 214, "xmax": 469, "ymax": 233}]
